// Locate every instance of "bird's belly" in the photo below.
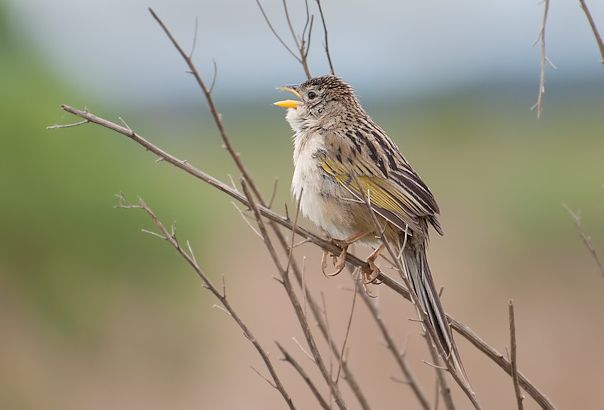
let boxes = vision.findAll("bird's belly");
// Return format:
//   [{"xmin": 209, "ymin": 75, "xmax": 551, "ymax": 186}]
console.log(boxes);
[{"xmin": 292, "ymin": 157, "xmax": 365, "ymax": 241}]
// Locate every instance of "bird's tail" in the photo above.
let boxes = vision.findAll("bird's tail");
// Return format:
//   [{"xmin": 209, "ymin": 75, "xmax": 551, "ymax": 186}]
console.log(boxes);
[{"xmin": 402, "ymin": 239, "xmax": 468, "ymax": 382}]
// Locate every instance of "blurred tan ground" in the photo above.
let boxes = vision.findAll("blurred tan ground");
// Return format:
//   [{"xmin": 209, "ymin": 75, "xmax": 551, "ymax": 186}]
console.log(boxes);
[{"xmin": 2, "ymin": 187, "xmax": 604, "ymax": 409}]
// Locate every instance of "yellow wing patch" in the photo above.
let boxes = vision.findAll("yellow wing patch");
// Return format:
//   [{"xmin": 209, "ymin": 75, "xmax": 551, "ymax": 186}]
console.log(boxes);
[{"xmin": 320, "ymin": 159, "xmax": 420, "ymax": 232}]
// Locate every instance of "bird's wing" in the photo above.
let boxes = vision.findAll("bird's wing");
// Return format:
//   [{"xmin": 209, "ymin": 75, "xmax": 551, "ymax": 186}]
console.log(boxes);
[{"xmin": 319, "ymin": 128, "xmax": 442, "ymax": 235}]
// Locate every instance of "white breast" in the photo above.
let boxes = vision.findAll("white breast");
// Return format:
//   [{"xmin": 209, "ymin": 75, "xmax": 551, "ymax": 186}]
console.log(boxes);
[{"xmin": 291, "ymin": 131, "xmax": 354, "ymax": 240}]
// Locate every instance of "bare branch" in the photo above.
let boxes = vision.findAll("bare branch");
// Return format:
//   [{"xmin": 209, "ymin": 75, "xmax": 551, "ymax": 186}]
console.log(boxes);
[
  {"xmin": 425, "ymin": 332, "xmax": 455, "ymax": 410},
  {"xmin": 360, "ymin": 287, "xmax": 431, "ymax": 410},
  {"xmin": 140, "ymin": 24, "xmax": 360, "ymax": 407},
  {"xmin": 209, "ymin": 59, "xmax": 218, "ymax": 94},
  {"xmin": 508, "ymin": 300, "xmax": 525, "ymax": 410},
  {"xmin": 256, "ymin": 0, "xmax": 312, "ymax": 79},
  {"xmin": 531, "ymin": 0, "xmax": 555, "ymax": 118},
  {"xmin": 241, "ymin": 177, "xmax": 348, "ymax": 410},
  {"xmin": 277, "ymin": 342, "xmax": 330, "ymax": 410},
  {"xmin": 563, "ymin": 204, "xmax": 604, "ymax": 277},
  {"xmin": 315, "ymin": 0, "xmax": 335, "ymax": 75},
  {"xmin": 255, "ymin": 0, "xmax": 302, "ymax": 62},
  {"xmin": 148, "ymin": 8, "xmax": 265, "ymax": 206},
  {"xmin": 119, "ymin": 196, "xmax": 295, "ymax": 409},
  {"xmin": 578, "ymin": 0, "xmax": 604, "ymax": 64},
  {"xmin": 251, "ymin": 366, "xmax": 278, "ymax": 390},
  {"xmin": 47, "ymin": 119, "xmax": 89, "ymax": 129},
  {"xmin": 351, "ymin": 175, "xmax": 481, "ymax": 409},
  {"xmin": 282, "ymin": 0, "xmax": 300, "ymax": 51},
  {"xmin": 268, "ymin": 178, "xmax": 279, "ymax": 209},
  {"xmin": 189, "ymin": 16, "xmax": 199, "ymax": 59},
  {"xmin": 57, "ymin": 104, "xmax": 557, "ymax": 409},
  {"xmin": 335, "ymin": 270, "xmax": 360, "ymax": 384}
]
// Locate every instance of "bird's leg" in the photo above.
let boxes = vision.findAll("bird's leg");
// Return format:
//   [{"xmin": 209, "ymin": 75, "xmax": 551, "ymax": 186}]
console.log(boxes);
[
  {"xmin": 362, "ymin": 243, "xmax": 385, "ymax": 284},
  {"xmin": 321, "ymin": 231, "xmax": 370, "ymax": 277}
]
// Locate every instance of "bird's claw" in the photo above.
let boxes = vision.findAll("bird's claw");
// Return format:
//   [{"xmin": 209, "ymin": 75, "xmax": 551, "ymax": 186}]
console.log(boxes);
[
  {"xmin": 361, "ymin": 257, "xmax": 381, "ymax": 284},
  {"xmin": 321, "ymin": 244, "xmax": 348, "ymax": 277}
]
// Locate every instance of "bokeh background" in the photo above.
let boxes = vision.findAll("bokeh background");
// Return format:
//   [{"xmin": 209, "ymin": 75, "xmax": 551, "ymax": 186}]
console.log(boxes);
[{"xmin": 1, "ymin": 0, "xmax": 603, "ymax": 409}]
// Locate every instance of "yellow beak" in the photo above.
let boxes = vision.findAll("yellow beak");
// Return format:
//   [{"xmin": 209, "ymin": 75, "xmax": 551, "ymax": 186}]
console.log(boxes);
[{"xmin": 274, "ymin": 86, "xmax": 301, "ymax": 109}]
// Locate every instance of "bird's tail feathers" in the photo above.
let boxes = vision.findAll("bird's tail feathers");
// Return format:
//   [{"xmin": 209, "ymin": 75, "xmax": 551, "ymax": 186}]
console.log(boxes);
[{"xmin": 402, "ymin": 240, "xmax": 468, "ymax": 383}]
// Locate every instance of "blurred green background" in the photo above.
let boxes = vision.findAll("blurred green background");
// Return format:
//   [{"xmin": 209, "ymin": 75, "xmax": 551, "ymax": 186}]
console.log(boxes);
[{"xmin": 1, "ymin": 1, "xmax": 604, "ymax": 409}]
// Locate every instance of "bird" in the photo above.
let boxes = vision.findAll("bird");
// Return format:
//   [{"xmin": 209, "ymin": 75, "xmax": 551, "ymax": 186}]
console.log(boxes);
[{"xmin": 274, "ymin": 75, "xmax": 466, "ymax": 377}]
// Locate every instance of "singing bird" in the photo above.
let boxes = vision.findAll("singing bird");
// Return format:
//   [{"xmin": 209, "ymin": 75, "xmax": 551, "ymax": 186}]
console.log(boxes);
[{"xmin": 274, "ymin": 75, "xmax": 465, "ymax": 375}]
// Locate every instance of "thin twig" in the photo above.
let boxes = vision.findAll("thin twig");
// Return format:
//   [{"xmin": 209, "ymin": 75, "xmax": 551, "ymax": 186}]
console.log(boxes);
[
  {"xmin": 563, "ymin": 204, "xmax": 604, "ymax": 277},
  {"xmin": 115, "ymin": 195, "xmax": 295, "ymax": 409},
  {"xmin": 145, "ymin": 18, "xmax": 366, "ymax": 406},
  {"xmin": 189, "ymin": 16, "xmax": 199, "ymax": 59},
  {"xmin": 315, "ymin": 0, "xmax": 335, "ymax": 75},
  {"xmin": 531, "ymin": 0, "xmax": 555, "ymax": 118},
  {"xmin": 359, "ymin": 288, "xmax": 431, "ymax": 410},
  {"xmin": 508, "ymin": 300, "xmax": 524, "ymax": 410},
  {"xmin": 335, "ymin": 270, "xmax": 359, "ymax": 384},
  {"xmin": 55, "ymin": 104, "xmax": 557, "ymax": 409},
  {"xmin": 209, "ymin": 59, "xmax": 218, "ymax": 94},
  {"xmin": 47, "ymin": 119, "xmax": 89, "ymax": 129},
  {"xmin": 241, "ymin": 178, "xmax": 348, "ymax": 410},
  {"xmin": 578, "ymin": 0, "xmax": 604, "ymax": 64},
  {"xmin": 277, "ymin": 342, "xmax": 330, "ymax": 410},
  {"xmin": 268, "ymin": 178, "xmax": 279, "ymax": 209},
  {"xmin": 256, "ymin": 0, "xmax": 312, "ymax": 79},
  {"xmin": 255, "ymin": 0, "xmax": 302, "ymax": 62},
  {"xmin": 352, "ymin": 177, "xmax": 481, "ymax": 409},
  {"xmin": 319, "ymin": 292, "xmax": 334, "ymax": 404},
  {"xmin": 140, "ymin": 24, "xmax": 361, "ymax": 407},
  {"xmin": 424, "ymin": 332, "xmax": 455, "ymax": 410},
  {"xmin": 251, "ymin": 366, "xmax": 278, "ymax": 390},
  {"xmin": 282, "ymin": 0, "xmax": 299, "ymax": 51},
  {"xmin": 148, "ymin": 8, "xmax": 265, "ymax": 206},
  {"xmin": 285, "ymin": 189, "xmax": 303, "ymax": 274}
]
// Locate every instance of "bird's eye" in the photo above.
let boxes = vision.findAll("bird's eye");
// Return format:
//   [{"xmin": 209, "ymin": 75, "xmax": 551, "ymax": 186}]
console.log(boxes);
[{"xmin": 307, "ymin": 91, "xmax": 317, "ymax": 100}]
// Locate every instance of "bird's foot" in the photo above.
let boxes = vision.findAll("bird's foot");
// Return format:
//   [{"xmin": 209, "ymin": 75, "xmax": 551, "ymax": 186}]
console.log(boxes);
[
  {"xmin": 361, "ymin": 243, "xmax": 385, "ymax": 284},
  {"xmin": 321, "ymin": 232, "xmax": 369, "ymax": 278},
  {"xmin": 321, "ymin": 238, "xmax": 349, "ymax": 277}
]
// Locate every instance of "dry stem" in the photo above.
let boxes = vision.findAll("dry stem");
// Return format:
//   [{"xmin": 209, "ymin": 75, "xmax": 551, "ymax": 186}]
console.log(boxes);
[
  {"xmin": 115, "ymin": 195, "xmax": 295, "ymax": 409},
  {"xmin": 531, "ymin": 0, "xmax": 555, "ymax": 119},
  {"xmin": 508, "ymin": 300, "xmax": 525, "ymax": 410},
  {"xmin": 563, "ymin": 204, "xmax": 604, "ymax": 277},
  {"xmin": 51, "ymin": 104, "xmax": 557, "ymax": 409},
  {"xmin": 277, "ymin": 342, "xmax": 330, "ymax": 409},
  {"xmin": 578, "ymin": 0, "xmax": 604, "ymax": 64}
]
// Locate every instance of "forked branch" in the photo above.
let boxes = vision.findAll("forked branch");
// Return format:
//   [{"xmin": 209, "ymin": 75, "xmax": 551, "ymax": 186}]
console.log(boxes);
[
  {"xmin": 115, "ymin": 195, "xmax": 295, "ymax": 409},
  {"xmin": 50, "ymin": 104, "xmax": 557, "ymax": 409}
]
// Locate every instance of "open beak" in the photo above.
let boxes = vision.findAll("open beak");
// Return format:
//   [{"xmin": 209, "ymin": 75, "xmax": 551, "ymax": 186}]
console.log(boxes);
[{"xmin": 274, "ymin": 86, "xmax": 301, "ymax": 109}]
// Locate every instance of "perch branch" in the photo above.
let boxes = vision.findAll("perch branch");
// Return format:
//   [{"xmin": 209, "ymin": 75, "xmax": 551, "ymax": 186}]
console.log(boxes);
[
  {"xmin": 241, "ymin": 178, "xmax": 348, "ymax": 410},
  {"xmin": 53, "ymin": 104, "xmax": 557, "ymax": 409},
  {"xmin": 351, "ymin": 177, "xmax": 481, "ymax": 409},
  {"xmin": 144, "ymin": 11, "xmax": 371, "ymax": 406}
]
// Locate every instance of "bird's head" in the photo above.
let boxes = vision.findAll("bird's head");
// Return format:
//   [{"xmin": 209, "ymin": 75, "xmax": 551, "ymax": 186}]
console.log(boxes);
[{"xmin": 274, "ymin": 75, "xmax": 361, "ymax": 131}]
